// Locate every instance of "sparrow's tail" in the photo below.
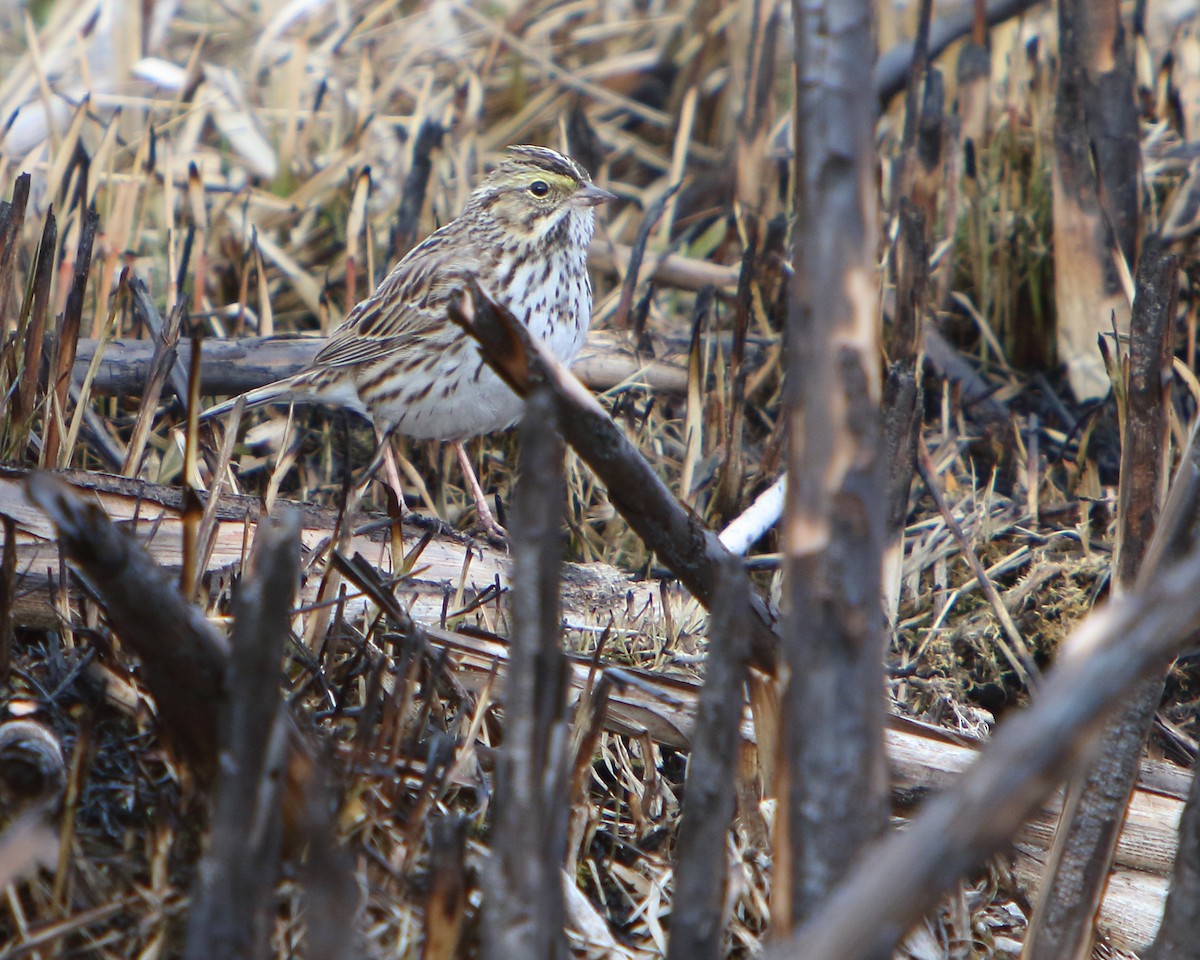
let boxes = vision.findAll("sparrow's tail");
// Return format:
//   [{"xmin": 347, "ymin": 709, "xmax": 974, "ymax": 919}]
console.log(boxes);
[
  {"xmin": 199, "ymin": 378, "xmax": 304, "ymax": 421},
  {"xmin": 200, "ymin": 373, "xmax": 367, "ymax": 422}
]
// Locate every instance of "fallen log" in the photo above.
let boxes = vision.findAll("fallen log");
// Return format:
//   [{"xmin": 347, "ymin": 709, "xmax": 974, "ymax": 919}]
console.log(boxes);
[
  {"xmin": 0, "ymin": 467, "xmax": 665, "ymax": 639},
  {"xmin": 71, "ymin": 330, "xmax": 690, "ymax": 402}
]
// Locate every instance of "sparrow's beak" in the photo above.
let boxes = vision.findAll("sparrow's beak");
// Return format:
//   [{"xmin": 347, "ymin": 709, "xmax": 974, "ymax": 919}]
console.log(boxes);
[{"xmin": 573, "ymin": 182, "xmax": 618, "ymax": 207}]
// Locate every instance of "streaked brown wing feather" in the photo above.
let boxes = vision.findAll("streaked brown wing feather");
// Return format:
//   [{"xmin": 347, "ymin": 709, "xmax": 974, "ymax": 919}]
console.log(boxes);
[{"xmin": 313, "ymin": 237, "xmax": 480, "ymax": 370}]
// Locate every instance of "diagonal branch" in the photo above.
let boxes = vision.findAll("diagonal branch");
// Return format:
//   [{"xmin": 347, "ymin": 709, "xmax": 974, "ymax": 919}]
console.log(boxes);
[{"xmin": 448, "ymin": 281, "xmax": 780, "ymax": 672}]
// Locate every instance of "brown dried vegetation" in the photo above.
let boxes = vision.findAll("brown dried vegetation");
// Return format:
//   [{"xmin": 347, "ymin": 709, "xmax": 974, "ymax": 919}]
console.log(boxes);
[{"xmin": 1, "ymin": 1, "xmax": 1200, "ymax": 958}]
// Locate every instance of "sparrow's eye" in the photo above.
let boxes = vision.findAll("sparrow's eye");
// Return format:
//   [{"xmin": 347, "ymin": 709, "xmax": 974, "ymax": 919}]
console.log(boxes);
[{"xmin": 529, "ymin": 180, "xmax": 550, "ymax": 197}]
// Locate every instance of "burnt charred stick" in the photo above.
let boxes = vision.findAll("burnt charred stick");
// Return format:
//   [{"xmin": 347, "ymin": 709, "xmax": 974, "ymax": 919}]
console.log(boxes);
[
  {"xmin": 447, "ymin": 280, "xmax": 780, "ymax": 672},
  {"xmin": 882, "ymin": 204, "xmax": 928, "ymax": 538},
  {"xmin": 128, "ymin": 274, "xmax": 192, "ymax": 410},
  {"xmin": 666, "ymin": 558, "xmax": 753, "ymax": 960},
  {"xmin": 613, "ymin": 181, "xmax": 680, "ymax": 331},
  {"xmin": 42, "ymin": 205, "xmax": 97, "ymax": 468},
  {"xmin": 890, "ymin": 0, "xmax": 935, "ymax": 210},
  {"xmin": 390, "ymin": 118, "xmax": 446, "ymax": 262},
  {"xmin": 1150, "ymin": 722, "xmax": 1200, "ymax": 959},
  {"xmin": 781, "ymin": 0, "xmax": 888, "ymax": 928},
  {"xmin": 183, "ymin": 512, "xmax": 298, "ymax": 960},
  {"xmin": 24, "ymin": 472, "xmax": 228, "ymax": 780},
  {"xmin": 1022, "ymin": 238, "xmax": 1178, "ymax": 960},
  {"xmin": 424, "ymin": 816, "xmax": 471, "ymax": 960},
  {"xmin": 483, "ymin": 386, "xmax": 571, "ymax": 960},
  {"xmin": 0, "ymin": 515, "xmax": 14, "ymax": 679},
  {"xmin": 0, "ymin": 174, "xmax": 31, "ymax": 324},
  {"xmin": 12, "ymin": 208, "xmax": 54, "ymax": 433}
]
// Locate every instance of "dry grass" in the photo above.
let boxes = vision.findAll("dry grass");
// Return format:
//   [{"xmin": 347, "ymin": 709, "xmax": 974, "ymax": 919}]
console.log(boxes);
[{"xmin": 0, "ymin": 0, "xmax": 1199, "ymax": 957}]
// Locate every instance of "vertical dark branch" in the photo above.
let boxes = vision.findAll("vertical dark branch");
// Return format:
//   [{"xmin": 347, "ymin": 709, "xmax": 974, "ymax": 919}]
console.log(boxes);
[
  {"xmin": 43, "ymin": 205, "xmax": 98, "ymax": 468},
  {"xmin": 422, "ymin": 815, "xmax": 470, "ymax": 960},
  {"xmin": 777, "ymin": 0, "xmax": 887, "ymax": 930},
  {"xmin": 911, "ymin": 67, "xmax": 945, "ymax": 232},
  {"xmin": 666, "ymin": 557, "xmax": 751, "ymax": 960},
  {"xmin": 882, "ymin": 202, "xmax": 927, "ymax": 541},
  {"xmin": 183, "ymin": 512, "xmax": 299, "ymax": 960},
  {"xmin": 0, "ymin": 174, "xmax": 31, "ymax": 328},
  {"xmin": 483, "ymin": 387, "xmax": 570, "ymax": 960},
  {"xmin": 293, "ymin": 742, "xmax": 359, "ymax": 960},
  {"xmin": 1023, "ymin": 239, "xmax": 1177, "ymax": 960},
  {"xmin": 1148, "ymin": 723, "xmax": 1200, "ymax": 959},
  {"xmin": 10, "ymin": 210, "xmax": 56, "ymax": 452},
  {"xmin": 612, "ymin": 185, "xmax": 678, "ymax": 332},
  {"xmin": 890, "ymin": 0, "xmax": 934, "ymax": 215},
  {"xmin": 1080, "ymin": 3, "xmax": 1140, "ymax": 266},
  {"xmin": 180, "ymin": 337, "xmax": 204, "ymax": 599},
  {"xmin": 132, "ymin": 270, "xmax": 191, "ymax": 405},
  {"xmin": 1053, "ymin": 0, "xmax": 1139, "ymax": 400},
  {"xmin": 391, "ymin": 119, "xmax": 446, "ymax": 263},
  {"xmin": 1115, "ymin": 240, "xmax": 1176, "ymax": 583},
  {"xmin": 0, "ymin": 516, "xmax": 15, "ymax": 681}
]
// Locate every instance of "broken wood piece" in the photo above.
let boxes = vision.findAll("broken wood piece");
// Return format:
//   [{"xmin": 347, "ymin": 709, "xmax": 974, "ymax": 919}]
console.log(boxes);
[
  {"xmin": 70, "ymin": 329, "xmax": 690, "ymax": 401},
  {"xmin": 0, "ymin": 467, "xmax": 665, "ymax": 641}
]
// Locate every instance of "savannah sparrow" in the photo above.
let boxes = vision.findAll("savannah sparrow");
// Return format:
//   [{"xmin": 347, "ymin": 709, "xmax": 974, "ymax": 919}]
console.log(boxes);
[{"xmin": 204, "ymin": 145, "xmax": 614, "ymax": 526}]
